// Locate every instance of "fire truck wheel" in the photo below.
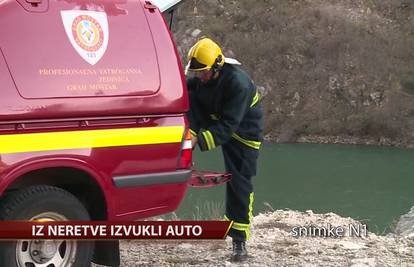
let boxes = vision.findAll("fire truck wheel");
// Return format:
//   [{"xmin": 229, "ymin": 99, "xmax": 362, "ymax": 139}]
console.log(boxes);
[{"xmin": 0, "ymin": 185, "xmax": 94, "ymax": 267}]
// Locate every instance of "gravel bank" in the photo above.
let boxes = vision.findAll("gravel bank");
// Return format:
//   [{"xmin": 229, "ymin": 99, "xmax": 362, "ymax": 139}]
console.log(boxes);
[{"xmin": 114, "ymin": 210, "xmax": 413, "ymax": 266}]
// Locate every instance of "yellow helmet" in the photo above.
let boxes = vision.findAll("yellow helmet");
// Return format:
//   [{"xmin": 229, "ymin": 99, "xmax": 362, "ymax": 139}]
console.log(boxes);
[{"xmin": 186, "ymin": 37, "xmax": 225, "ymax": 73}]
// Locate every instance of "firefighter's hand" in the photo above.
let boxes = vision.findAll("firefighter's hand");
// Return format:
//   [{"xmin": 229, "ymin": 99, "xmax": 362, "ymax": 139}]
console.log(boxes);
[{"xmin": 191, "ymin": 136, "xmax": 198, "ymax": 148}]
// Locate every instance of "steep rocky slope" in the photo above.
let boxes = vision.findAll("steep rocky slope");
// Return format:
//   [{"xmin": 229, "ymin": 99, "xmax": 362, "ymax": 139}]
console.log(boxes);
[{"xmin": 172, "ymin": 0, "xmax": 414, "ymax": 147}]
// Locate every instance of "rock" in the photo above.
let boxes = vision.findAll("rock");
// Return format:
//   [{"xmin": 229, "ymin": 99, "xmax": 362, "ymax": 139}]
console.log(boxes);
[
  {"xmin": 302, "ymin": 248, "xmax": 312, "ymax": 254},
  {"xmin": 338, "ymin": 241, "xmax": 365, "ymax": 250},
  {"xmin": 178, "ymin": 243, "xmax": 193, "ymax": 249},
  {"xmin": 292, "ymin": 92, "xmax": 300, "ymax": 108},
  {"xmin": 277, "ymin": 129, "xmax": 298, "ymax": 143},
  {"xmin": 257, "ymin": 85, "xmax": 268, "ymax": 99},
  {"xmin": 348, "ymin": 88, "xmax": 359, "ymax": 98},
  {"xmin": 191, "ymin": 29, "xmax": 202, "ymax": 37},
  {"xmin": 329, "ymin": 75, "xmax": 341, "ymax": 92},
  {"xmin": 369, "ymin": 92, "xmax": 382, "ymax": 105},
  {"xmin": 263, "ymin": 133, "xmax": 273, "ymax": 142},
  {"xmin": 350, "ymin": 100, "xmax": 357, "ymax": 107},
  {"xmin": 363, "ymin": 100, "xmax": 370, "ymax": 106},
  {"xmin": 395, "ymin": 206, "xmax": 414, "ymax": 238},
  {"xmin": 350, "ymin": 258, "xmax": 376, "ymax": 267}
]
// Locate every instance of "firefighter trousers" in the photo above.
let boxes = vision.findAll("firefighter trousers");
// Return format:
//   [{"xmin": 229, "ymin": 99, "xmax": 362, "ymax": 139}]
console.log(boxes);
[
  {"xmin": 223, "ymin": 138, "xmax": 258, "ymax": 241},
  {"xmin": 187, "ymin": 91, "xmax": 259, "ymax": 241}
]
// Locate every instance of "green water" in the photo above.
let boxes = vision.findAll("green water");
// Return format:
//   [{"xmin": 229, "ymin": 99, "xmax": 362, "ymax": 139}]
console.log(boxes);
[{"xmin": 175, "ymin": 143, "xmax": 414, "ymax": 234}]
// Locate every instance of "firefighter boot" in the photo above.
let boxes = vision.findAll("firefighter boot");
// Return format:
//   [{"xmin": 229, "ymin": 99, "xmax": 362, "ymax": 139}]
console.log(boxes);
[{"xmin": 231, "ymin": 240, "xmax": 248, "ymax": 262}]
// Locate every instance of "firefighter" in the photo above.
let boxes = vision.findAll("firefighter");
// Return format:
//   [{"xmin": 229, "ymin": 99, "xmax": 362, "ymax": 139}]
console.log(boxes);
[{"xmin": 185, "ymin": 37, "xmax": 264, "ymax": 262}]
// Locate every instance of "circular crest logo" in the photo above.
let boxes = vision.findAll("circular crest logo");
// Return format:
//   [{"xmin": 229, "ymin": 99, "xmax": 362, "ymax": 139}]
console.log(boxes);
[{"xmin": 71, "ymin": 15, "xmax": 104, "ymax": 52}]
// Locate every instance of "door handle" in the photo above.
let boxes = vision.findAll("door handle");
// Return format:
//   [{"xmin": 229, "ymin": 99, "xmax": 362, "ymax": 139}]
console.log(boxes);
[{"xmin": 26, "ymin": 0, "xmax": 41, "ymax": 4}]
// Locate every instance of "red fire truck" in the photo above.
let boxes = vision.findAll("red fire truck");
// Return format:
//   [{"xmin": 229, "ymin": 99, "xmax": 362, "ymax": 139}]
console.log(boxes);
[{"xmin": 0, "ymin": 1, "xmax": 228, "ymax": 266}]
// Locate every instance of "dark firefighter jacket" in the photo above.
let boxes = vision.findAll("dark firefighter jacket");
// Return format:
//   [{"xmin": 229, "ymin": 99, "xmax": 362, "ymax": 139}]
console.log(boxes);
[{"xmin": 187, "ymin": 63, "xmax": 264, "ymax": 151}]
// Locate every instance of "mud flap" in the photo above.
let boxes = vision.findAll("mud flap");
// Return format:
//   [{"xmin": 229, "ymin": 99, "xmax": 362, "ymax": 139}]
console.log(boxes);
[
  {"xmin": 188, "ymin": 170, "xmax": 231, "ymax": 188},
  {"xmin": 92, "ymin": 240, "xmax": 120, "ymax": 267}
]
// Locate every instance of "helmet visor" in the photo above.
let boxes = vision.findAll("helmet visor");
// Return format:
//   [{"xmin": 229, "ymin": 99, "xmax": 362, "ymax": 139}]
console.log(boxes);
[{"xmin": 187, "ymin": 57, "xmax": 210, "ymax": 71}]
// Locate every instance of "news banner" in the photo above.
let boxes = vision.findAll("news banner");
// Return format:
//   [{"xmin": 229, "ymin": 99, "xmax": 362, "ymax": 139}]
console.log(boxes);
[{"xmin": 0, "ymin": 221, "xmax": 233, "ymax": 239}]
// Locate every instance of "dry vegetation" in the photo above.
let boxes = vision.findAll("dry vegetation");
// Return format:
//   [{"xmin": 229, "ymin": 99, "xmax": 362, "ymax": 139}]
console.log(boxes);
[{"xmin": 172, "ymin": 0, "xmax": 414, "ymax": 146}]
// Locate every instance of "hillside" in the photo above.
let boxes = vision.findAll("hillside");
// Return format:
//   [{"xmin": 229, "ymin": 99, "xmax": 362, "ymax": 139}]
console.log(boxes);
[{"xmin": 172, "ymin": 0, "xmax": 414, "ymax": 147}]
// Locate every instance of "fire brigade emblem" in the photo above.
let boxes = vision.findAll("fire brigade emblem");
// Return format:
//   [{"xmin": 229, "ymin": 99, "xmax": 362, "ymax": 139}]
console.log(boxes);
[{"xmin": 61, "ymin": 11, "xmax": 109, "ymax": 65}]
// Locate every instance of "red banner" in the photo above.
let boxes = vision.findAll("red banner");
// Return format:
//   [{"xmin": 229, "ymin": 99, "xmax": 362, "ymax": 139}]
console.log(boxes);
[{"xmin": 0, "ymin": 221, "xmax": 233, "ymax": 240}]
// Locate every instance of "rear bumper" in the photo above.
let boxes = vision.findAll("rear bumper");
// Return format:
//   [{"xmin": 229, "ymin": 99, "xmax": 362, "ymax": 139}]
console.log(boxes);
[{"xmin": 113, "ymin": 170, "xmax": 191, "ymax": 188}]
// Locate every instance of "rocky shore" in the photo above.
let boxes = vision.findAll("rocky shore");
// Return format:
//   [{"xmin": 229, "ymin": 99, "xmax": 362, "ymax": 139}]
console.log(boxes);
[
  {"xmin": 114, "ymin": 210, "xmax": 413, "ymax": 266},
  {"xmin": 287, "ymin": 134, "xmax": 413, "ymax": 149}
]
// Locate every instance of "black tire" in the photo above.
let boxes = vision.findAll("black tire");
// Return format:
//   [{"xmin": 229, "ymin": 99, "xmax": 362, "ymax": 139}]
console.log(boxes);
[{"xmin": 0, "ymin": 185, "xmax": 94, "ymax": 267}]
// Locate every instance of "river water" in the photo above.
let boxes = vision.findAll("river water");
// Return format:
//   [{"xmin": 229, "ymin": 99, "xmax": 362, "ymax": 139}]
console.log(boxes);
[{"xmin": 176, "ymin": 143, "xmax": 414, "ymax": 234}]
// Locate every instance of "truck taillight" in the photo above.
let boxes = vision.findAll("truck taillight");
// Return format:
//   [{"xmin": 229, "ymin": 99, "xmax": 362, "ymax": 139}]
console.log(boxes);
[{"xmin": 178, "ymin": 129, "xmax": 193, "ymax": 169}]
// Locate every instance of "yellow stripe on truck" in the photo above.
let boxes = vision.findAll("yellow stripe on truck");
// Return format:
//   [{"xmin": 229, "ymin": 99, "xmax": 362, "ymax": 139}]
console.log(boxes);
[{"xmin": 0, "ymin": 126, "xmax": 184, "ymax": 154}]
